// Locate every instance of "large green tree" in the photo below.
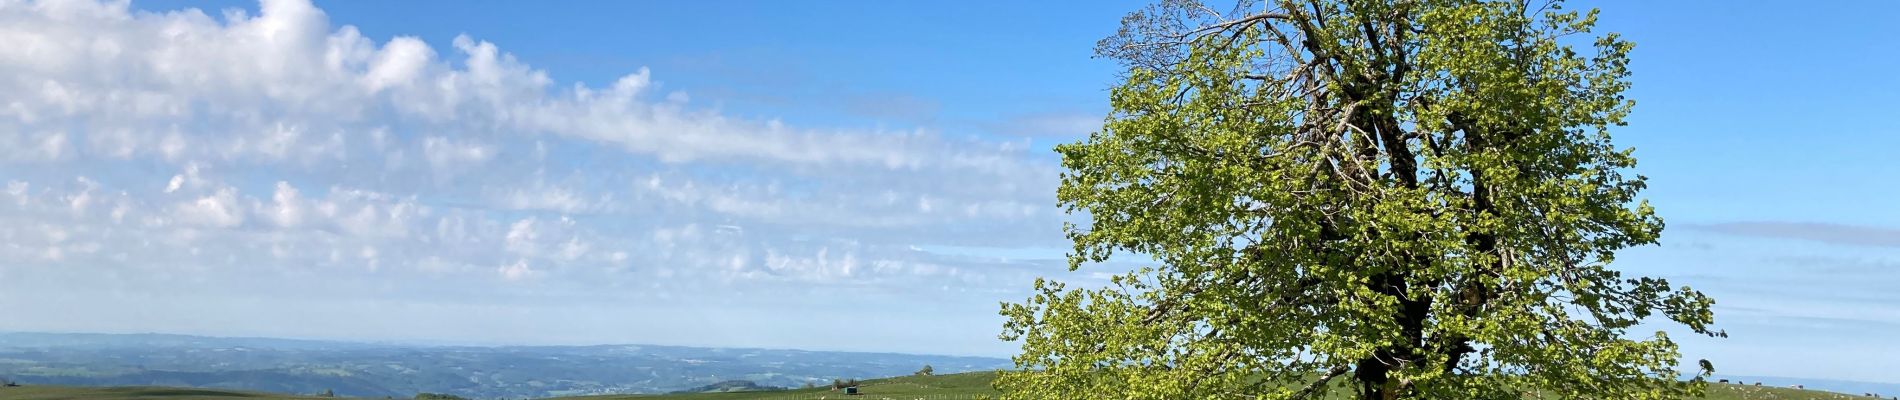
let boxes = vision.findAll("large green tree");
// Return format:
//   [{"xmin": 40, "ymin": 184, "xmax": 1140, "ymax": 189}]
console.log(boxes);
[{"xmin": 999, "ymin": 1, "xmax": 1719, "ymax": 399}]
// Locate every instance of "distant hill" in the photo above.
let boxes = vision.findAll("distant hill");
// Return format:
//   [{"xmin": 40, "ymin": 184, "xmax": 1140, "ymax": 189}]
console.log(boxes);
[
  {"xmin": 0, "ymin": 385, "xmax": 331, "ymax": 400},
  {"xmin": 666, "ymin": 380, "xmax": 783, "ymax": 394},
  {"xmin": 0, "ymin": 371, "xmax": 1885, "ymax": 400},
  {"xmin": 0, "ymin": 332, "xmax": 1009, "ymax": 399},
  {"xmin": 6, "ymin": 333, "xmax": 1891, "ymax": 400},
  {"xmin": 552, "ymin": 372, "xmax": 1002, "ymax": 400},
  {"xmin": 0, "ymin": 332, "xmax": 383, "ymax": 351},
  {"xmin": 506, "ymin": 371, "xmax": 1900, "ymax": 400}
]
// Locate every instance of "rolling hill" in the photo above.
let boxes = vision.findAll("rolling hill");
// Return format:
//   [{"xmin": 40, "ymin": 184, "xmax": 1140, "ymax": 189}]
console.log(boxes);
[
  {"xmin": 3, "ymin": 371, "xmax": 1881, "ymax": 400},
  {"xmin": 557, "ymin": 372, "xmax": 1890, "ymax": 400},
  {"xmin": 0, "ymin": 332, "xmax": 1008, "ymax": 398},
  {"xmin": 0, "ymin": 385, "xmax": 334, "ymax": 400}
]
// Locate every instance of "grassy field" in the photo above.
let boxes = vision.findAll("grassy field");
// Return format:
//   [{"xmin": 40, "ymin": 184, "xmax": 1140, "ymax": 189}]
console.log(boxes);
[
  {"xmin": 556, "ymin": 372, "xmax": 1873, "ymax": 400},
  {"xmin": 0, "ymin": 372, "xmax": 1877, "ymax": 400}
]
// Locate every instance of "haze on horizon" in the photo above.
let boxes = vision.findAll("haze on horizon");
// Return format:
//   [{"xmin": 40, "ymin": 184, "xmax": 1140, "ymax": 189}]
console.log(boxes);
[{"xmin": 0, "ymin": 0, "xmax": 1895, "ymax": 385}]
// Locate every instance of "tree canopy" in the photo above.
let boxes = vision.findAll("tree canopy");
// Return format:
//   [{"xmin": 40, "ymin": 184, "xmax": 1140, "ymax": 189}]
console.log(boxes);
[{"xmin": 998, "ymin": 1, "xmax": 1719, "ymax": 399}]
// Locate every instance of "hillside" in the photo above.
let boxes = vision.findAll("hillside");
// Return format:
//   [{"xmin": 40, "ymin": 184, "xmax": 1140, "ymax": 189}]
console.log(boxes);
[
  {"xmin": 668, "ymin": 380, "xmax": 785, "ymax": 394},
  {"xmin": 0, "ymin": 372, "xmax": 1882, "ymax": 400},
  {"xmin": 557, "ymin": 372, "xmax": 1875, "ymax": 400},
  {"xmin": 556, "ymin": 372, "xmax": 1000, "ymax": 400},
  {"xmin": 0, "ymin": 333, "xmax": 1009, "ymax": 398}
]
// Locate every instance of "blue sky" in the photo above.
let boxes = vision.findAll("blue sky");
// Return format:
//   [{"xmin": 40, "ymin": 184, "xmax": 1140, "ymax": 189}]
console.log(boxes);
[{"xmin": 0, "ymin": 0, "xmax": 1894, "ymax": 385}]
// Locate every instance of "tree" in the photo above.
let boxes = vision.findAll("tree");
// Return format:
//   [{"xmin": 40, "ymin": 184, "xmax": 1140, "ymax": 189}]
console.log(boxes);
[
  {"xmin": 319, "ymin": 389, "xmax": 335, "ymax": 397},
  {"xmin": 915, "ymin": 364, "xmax": 935, "ymax": 376},
  {"xmin": 831, "ymin": 378, "xmax": 845, "ymax": 390},
  {"xmin": 998, "ymin": 1, "xmax": 1719, "ymax": 399}
]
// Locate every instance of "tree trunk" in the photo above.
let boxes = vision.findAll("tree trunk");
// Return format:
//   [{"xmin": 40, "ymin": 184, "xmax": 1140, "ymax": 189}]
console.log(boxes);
[
  {"xmin": 1354, "ymin": 354, "xmax": 1394, "ymax": 400},
  {"xmin": 1354, "ymin": 259, "xmax": 1434, "ymax": 400}
]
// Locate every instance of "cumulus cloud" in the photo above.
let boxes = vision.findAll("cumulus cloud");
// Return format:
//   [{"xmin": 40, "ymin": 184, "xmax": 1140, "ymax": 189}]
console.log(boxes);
[
  {"xmin": 0, "ymin": 0, "xmax": 1078, "ymax": 353},
  {"xmin": 172, "ymin": 186, "xmax": 247, "ymax": 228},
  {"xmin": 0, "ymin": 0, "xmax": 1064, "ymax": 297},
  {"xmin": 499, "ymin": 258, "xmax": 535, "ymax": 281},
  {"xmin": 421, "ymin": 136, "xmax": 494, "ymax": 174}
]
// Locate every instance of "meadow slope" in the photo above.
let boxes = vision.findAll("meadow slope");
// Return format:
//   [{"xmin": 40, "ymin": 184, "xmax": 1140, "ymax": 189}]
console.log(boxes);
[
  {"xmin": 560, "ymin": 372, "xmax": 1871, "ymax": 400},
  {"xmin": 1, "ymin": 372, "xmax": 1877, "ymax": 400}
]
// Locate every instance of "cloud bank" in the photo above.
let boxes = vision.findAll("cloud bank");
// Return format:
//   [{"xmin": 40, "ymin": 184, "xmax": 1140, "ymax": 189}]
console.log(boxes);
[{"xmin": 0, "ymin": 0, "xmax": 1068, "ymax": 353}]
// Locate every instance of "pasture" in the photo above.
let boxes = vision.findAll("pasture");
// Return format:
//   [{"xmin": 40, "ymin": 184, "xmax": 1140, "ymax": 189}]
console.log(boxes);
[{"xmin": 1, "ymin": 372, "xmax": 1879, "ymax": 400}]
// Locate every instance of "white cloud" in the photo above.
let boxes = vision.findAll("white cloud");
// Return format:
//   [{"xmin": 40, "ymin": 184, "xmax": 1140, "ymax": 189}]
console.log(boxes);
[
  {"xmin": 363, "ymin": 36, "xmax": 433, "ymax": 93},
  {"xmin": 321, "ymin": 187, "xmax": 422, "ymax": 238},
  {"xmin": 556, "ymin": 237, "xmax": 589, "ymax": 262},
  {"xmin": 6, "ymin": 181, "xmax": 29, "ymax": 204},
  {"xmin": 0, "ymin": 130, "xmax": 68, "ymax": 162},
  {"xmin": 66, "ymin": 176, "xmax": 96, "ymax": 215},
  {"xmin": 496, "ymin": 185, "xmax": 595, "ymax": 213},
  {"xmin": 359, "ymin": 245, "xmax": 380, "ymax": 271},
  {"xmin": 498, "ymin": 258, "xmax": 534, "ymax": 281},
  {"xmin": 0, "ymin": 0, "xmax": 1069, "ymax": 353},
  {"xmin": 259, "ymin": 181, "xmax": 305, "ymax": 228},
  {"xmin": 9, "ymin": 0, "xmax": 1054, "ymax": 171},
  {"xmin": 505, "ymin": 217, "xmax": 542, "ymax": 255},
  {"xmin": 421, "ymin": 136, "xmax": 494, "ymax": 174},
  {"xmin": 172, "ymin": 186, "xmax": 246, "ymax": 228}
]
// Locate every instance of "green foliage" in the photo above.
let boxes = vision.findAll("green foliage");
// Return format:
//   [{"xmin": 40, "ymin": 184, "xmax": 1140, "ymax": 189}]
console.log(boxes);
[
  {"xmin": 917, "ymin": 364, "xmax": 936, "ymax": 376},
  {"xmin": 415, "ymin": 393, "xmax": 469, "ymax": 400},
  {"xmin": 1000, "ymin": 1, "xmax": 1719, "ymax": 399},
  {"xmin": 824, "ymin": 378, "xmax": 865, "ymax": 390}
]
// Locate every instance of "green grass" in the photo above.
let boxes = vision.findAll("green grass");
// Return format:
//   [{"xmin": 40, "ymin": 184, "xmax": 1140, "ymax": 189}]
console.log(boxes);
[
  {"xmin": 1702, "ymin": 384, "xmax": 1875, "ymax": 400},
  {"xmin": 0, "ymin": 372, "xmax": 1874, "ymax": 400},
  {"xmin": 553, "ymin": 372, "xmax": 1873, "ymax": 400}
]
